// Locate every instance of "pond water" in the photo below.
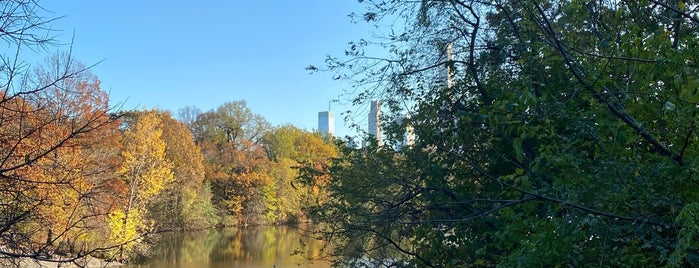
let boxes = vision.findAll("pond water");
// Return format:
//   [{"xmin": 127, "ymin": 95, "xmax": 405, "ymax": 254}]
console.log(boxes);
[{"xmin": 126, "ymin": 225, "xmax": 329, "ymax": 268}]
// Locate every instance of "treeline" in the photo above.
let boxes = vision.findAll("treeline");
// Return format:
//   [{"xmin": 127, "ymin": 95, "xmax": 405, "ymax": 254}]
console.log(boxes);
[
  {"xmin": 109, "ymin": 102, "xmax": 336, "ymax": 256},
  {"xmin": 0, "ymin": 0, "xmax": 338, "ymax": 263},
  {"xmin": 0, "ymin": 58, "xmax": 336, "ymax": 262}
]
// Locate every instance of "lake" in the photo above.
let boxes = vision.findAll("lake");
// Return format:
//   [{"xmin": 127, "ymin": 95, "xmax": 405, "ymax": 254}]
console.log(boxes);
[{"xmin": 126, "ymin": 225, "xmax": 330, "ymax": 268}]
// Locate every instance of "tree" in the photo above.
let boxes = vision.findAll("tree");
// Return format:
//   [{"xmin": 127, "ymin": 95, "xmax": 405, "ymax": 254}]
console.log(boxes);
[
  {"xmin": 191, "ymin": 101, "xmax": 270, "ymax": 145},
  {"xmin": 0, "ymin": 50, "xmax": 121, "ymax": 264},
  {"xmin": 111, "ymin": 111, "xmax": 173, "ymax": 256},
  {"xmin": 148, "ymin": 111, "xmax": 215, "ymax": 230},
  {"xmin": 311, "ymin": 0, "xmax": 699, "ymax": 266},
  {"xmin": 262, "ymin": 125, "xmax": 338, "ymax": 223},
  {"xmin": 189, "ymin": 101, "xmax": 274, "ymax": 225}
]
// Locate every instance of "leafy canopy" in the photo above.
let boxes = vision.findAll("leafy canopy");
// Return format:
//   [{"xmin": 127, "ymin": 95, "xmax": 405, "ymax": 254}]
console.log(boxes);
[{"xmin": 311, "ymin": 0, "xmax": 699, "ymax": 267}]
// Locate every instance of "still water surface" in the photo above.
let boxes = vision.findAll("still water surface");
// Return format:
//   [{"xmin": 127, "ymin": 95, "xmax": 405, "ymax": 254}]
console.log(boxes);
[{"xmin": 127, "ymin": 225, "xmax": 329, "ymax": 268}]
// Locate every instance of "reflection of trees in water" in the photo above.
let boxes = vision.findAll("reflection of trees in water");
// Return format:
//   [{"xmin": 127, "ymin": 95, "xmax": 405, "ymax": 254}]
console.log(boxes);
[
  {"xmin": 144, "ymin": 225, "xmax": 327, "ymax": 267},
  {"xmin": 211, "ymin": 226, "xmax": 311, "ymax": 262},
  {"xmin": 145, "ymin": 229, "xmax": 218, "ymax": 265}
]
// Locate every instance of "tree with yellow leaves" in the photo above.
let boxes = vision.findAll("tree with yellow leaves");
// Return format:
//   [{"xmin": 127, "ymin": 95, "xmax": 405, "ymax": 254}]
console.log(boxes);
[
  {"xmin": 148, "ymin": 111, "xmax": 214, "ymax": 230},
  {"xmin": 110, "ymin": 111, "xmax": 173, "ymax": 256}
]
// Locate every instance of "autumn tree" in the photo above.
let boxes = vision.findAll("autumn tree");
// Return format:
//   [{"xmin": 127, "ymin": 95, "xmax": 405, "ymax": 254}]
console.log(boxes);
[
  {"xmin": 190, "ymin": 101, "xmax": 270, "ymax": 145},
  {"xmin": 148, "ymin": 111, "xmax": 215, "ymax": 230},
  {"xmin": 1, "ymin": 50, "xmax": 121, "ymax": 268},
  {"xmin": 186, "ymin": 101, "xmax": 274, "ymax": 225},
  {"xmin": 310, "ymin": 0, "xmax": 699, "ymax": 267},
  {"xmin": 0, "ymin": 2, "xmax": 123, "ymax": 259},
  {"xmin": 26, "ymin": 53, "xmax": 123, "ymax": 255},
  {"xmin": 110, "ymin": 111, "xmax": 173, "ymax": 256},
  {"xmin": 262, "ymin": 125, "xmax": 338, "ymax": 223}
]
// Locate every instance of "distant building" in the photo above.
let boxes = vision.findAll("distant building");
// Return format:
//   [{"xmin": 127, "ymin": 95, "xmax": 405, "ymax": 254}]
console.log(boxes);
[
  {"xmin": 368, "ymin": 100, "xmax": 382, "ymax": 146},
  {"xmin": 395, "ymin": 115, "xmax": 416, "ymax": 149},
  {"xmin": 318, "ymin": 111, "xmax": 334, "ymax": 137},
  {"xmin": 446, "ymin": 42, "xmax": 454, "ymax": 89},
  {"xmin": 436, "ymin": 42, "xmax": 456, "ymax": 89}
]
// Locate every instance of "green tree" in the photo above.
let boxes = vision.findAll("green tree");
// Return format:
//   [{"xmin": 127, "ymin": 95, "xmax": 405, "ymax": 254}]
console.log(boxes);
[
  {"xmin": 310, "ymin": 0, "xmax": 699, "ymax": 267},
  {"xmin": 191, "ymin": 101, "xmax": 270, "ymax": 145}
]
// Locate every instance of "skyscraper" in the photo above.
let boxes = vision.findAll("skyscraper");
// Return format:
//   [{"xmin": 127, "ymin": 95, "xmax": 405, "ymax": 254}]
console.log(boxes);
[
  {"xmin": 395, "ymin": 115, "xmax": 416, "ymax": 149},
  {"xmin": 318, "ymin": 111, "xmax": 334, "ymax": 137},
  {"xmin": 368, "ymin": 100, "xmax": 382, "ymax": 146},
  {"xmin": 446, "ymin": 42, "xmax": 454, "ymax": 89},
  {"xmin": 437, "ymin": 42, "xmax": 455, "ymax": 89}
]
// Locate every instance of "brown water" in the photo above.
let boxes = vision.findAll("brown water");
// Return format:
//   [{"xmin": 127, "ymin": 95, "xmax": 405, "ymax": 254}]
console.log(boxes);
[{"xmin": 127, "ymin": 225, "xmax": 330, "ymax": 268}]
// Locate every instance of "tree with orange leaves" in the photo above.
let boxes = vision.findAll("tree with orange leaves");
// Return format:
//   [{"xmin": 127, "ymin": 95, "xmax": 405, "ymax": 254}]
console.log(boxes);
[{"xmin": 0, "ymin": 50, "xmax": 122, "ymax": 263}]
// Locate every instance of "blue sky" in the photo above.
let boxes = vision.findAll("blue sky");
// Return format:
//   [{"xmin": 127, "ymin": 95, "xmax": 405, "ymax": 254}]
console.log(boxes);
[{"xmin": 36, "ymin": 1, "xmax": 376, "ymax": 137}]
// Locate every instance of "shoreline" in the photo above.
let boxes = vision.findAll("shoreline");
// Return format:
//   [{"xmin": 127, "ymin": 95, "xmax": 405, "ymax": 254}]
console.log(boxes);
[{"xmin": 6, "ymin": 255, "xmax": 123, "ymax": 268}]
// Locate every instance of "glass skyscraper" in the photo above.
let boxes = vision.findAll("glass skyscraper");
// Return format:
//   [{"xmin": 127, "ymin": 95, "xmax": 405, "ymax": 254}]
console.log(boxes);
[{"xmin": 318, "ymin": 111, "xmax": 334, "ymax": 137}]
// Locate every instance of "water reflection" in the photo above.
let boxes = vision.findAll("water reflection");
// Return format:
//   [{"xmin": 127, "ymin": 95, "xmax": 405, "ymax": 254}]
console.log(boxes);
[{"xmin": 129, "ymin": 225, "xmax": 328, "ymax": 268}]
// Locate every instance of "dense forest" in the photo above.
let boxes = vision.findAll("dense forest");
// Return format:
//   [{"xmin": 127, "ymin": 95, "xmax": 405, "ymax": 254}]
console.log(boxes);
[{"xmin": 305, "ymin": 0, "xmax": 699, "ymax": 267}]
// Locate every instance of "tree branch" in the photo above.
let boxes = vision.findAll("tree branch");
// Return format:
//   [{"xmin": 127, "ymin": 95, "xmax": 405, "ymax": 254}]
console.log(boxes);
[{"xmin": 531, "ymin": 1, "xmax": 685, "ymax": 166}]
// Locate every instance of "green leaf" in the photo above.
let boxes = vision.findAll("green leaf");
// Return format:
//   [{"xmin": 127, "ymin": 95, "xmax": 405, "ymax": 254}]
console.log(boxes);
[
  {"xmin": 690, "ymin": 93, "xmax": 699, "ymax": 103},
  {"xmin": 513, "ymin": 137, "xmax": 524, "ymax": 162}
]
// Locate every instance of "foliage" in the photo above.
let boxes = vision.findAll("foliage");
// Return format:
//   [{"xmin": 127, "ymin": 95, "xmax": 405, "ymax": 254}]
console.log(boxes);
[
  {"xmin": 119, "ymin": 111, "xmax": 174, "ymax": 206},
  {"xmin": 0, "ymin": 49, "xmax": 121, "ymax": 263},
  {"xmin": 182, "ymin": 104, "xmax": 339, "ymax": 226},
  {"xmin": 114, "ymin": 111, "xmax": 174, "ymax": 256},
  {"xmin": 186, "ymin": 101, "xmax": 274, "ymax": 225},
  {"xmin": 262, "ymin": 125, "xmax": 339, "ymax": 223},
  {"xmin": 107, "ymin": 209, "xmax": 143, "ymax": 252},
  {"xmin": 146, "ymin": 111, "xmax": 211, "ymax": 230},
  {"xmin": 0, "ymin": 0, "xmax": 342, "ymax": 264},
  {"xmin": 190, "ymin": 100, "xmax": 270, "ymax": 145},
  {"xmin": 184, "ymin": 182, "xmax": 220, "ymax": 228},
  {"xmin": 311, "ymin": 0, "xmax": 699, "ymax": 267}
]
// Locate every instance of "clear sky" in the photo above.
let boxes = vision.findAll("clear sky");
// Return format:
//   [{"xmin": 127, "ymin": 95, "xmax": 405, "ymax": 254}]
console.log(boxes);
[{"xmin": 36, "ymin": 1, "xmax": 375, "ymax": 138}]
